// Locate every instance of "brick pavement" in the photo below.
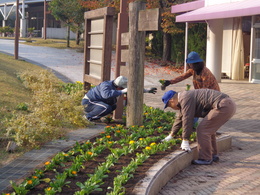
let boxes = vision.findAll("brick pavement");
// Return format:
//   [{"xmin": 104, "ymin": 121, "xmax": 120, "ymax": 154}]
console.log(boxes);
[{"xmin": 152, "ymin": 80, "xmax": 260, "ymax": 195}]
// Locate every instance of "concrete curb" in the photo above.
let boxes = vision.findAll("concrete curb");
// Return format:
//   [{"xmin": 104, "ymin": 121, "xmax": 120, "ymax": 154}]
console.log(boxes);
[{"xmin": 132, "ymin": 134, "xmax": 232, "ymax": 195}]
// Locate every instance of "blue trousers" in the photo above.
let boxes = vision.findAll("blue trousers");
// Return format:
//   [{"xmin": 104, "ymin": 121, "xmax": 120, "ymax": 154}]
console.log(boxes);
[{"xmin": 82, "ymin": 99, "xmax": 116, "ymax": 121}]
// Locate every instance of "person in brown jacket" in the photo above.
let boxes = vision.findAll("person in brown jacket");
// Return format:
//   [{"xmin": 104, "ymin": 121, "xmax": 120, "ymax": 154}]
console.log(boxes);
[
  {"xmin": 161, "ymin": 89, "xmax": 236, "ymax": 165},
  {"xmin": 161, "ymin": 51, "xmax": 220, "ymax": 91}
]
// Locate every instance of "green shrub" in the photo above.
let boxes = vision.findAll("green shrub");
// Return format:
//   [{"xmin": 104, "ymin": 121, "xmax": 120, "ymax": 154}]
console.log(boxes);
[
  {"xmin": 6, "ymin": 70, "xmax": 90, "ymax": 148},
  {"xmin": 15, "ymin": 103, "xmax": 29, "ymax": 111}
]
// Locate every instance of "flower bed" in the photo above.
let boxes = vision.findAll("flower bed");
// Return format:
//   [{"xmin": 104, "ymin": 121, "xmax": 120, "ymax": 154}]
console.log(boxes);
[{"xmin": 3, "ymin": 105, "xmax": 196, "ymax": 195}]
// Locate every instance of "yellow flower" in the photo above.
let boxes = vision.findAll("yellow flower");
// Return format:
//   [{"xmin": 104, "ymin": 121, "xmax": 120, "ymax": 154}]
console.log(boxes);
[
  {"xmin": 116, "ymin": 124, "xmax": 122, "ymax": 127},
  {"xmin": 99, "ymin": 138, "xmax": 103, "ymax": 141},
  {"xmin": 129, "ymin": 140, "xmax": 135, "ymax": 144},
  {"xmin": 140, "ymin": 126, "xmax": 144, "ymax": 128},
  {"xmin": 27, "ymin": 180, "xmax": 33, "ymax": 185},
  {"xmin": 108, "ymin": 141, "xmax": 113, "ymax": 144},
  {"xmin": 144, "ymin": 112, "xmax": 148, "ymax": 115},
  {"xmin": 64, "ymin": 153, "xmax": 69, "ymax": 157},
  {"xmin": 145, "ymin": 146, "xmax": 151, "ymax": 150},
  {"xmin": 131, "ymin": 125, "xmax": 135, "ymax": 128},
  {"xmin": 72, "ymin": 171, "xmax": 77, "ymax": 175},
  {"xmin": 46, "ymin": 187, "xmax": 52, "ymax": 191},
  {"xmin": 158, "ymin": 126, "xmax": 162, "ymax": 129},
  {"xmin": 150, "ymin": 142, "xmax": 156, "ymax": 146},
  {"xmin": 139, "ymin": 138, "xmax": 143, "ymax": 140},
  {"xmin": 85, "ymin": 142, "xmax": 91, "ymax": 144},
  {"xmin": 87, "ymin": 152, "xmax": 93, "ymax": 155},
  {"xmin": 76, "ymin": 81, "xmax": 82, "ymax": 84},
  {"xmin": 44, "ymin": 161, "xmax": 50, "ymax": 165},
  {"xmin": 106, "ymin": 135, "xmax": 111, "ymax": 139}
]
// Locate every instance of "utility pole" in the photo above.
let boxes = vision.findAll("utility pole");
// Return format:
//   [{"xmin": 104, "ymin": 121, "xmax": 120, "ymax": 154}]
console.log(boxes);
[
  {"xmin": 43, "ymin": 0, "xmax": 47, "ymax": 39},
  {"xmin": 14, "ymin": 0, "xmax": 19, "ymax": 59}
]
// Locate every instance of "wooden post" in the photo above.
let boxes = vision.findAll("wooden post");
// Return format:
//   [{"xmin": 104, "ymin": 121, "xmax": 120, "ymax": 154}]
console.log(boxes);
[
  {"xmin": 14, "ymin": 0, "xmax": 19, "ymax": 59},
  {"xmin": 127, "ymin": 1, "xmax": 146, "ymax": 127},
  {"xmin": 113, "ymin": 0, "xmax": 128, "ymax": 120}
]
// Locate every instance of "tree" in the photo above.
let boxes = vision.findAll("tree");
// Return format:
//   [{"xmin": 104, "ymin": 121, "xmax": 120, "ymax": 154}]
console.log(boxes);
[{"xmin": 48, "ymin": 0, "xmax": 86, "ymax": 47}]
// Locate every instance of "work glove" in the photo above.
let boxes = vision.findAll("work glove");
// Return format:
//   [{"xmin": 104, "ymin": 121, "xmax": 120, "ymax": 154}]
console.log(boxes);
[
  {"xmin": 161, "ymin": 80, "xmax": 171, "ymax": 90},
  {"xmin": 144, "ymin": 87, "xmax": 157, "ymax": 94},
  {"xmin": 162, "ymin": 134, "xmax": 173, "ymax": 142},
  {"xmin": 121, "ymin": 88, "xmax": 127, "ymax": 94},
  {"xmin": 180, "ymin": 140, "xmax": 191, "ymax": 152}
]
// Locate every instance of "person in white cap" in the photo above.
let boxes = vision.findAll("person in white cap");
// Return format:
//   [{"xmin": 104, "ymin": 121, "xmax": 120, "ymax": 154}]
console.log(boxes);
[
  {"xmin": 161, "ymin": 89, "xmax": 236, "ymax": 165},
  {"xmin": 82, "ymin": 76, "xmax": 157, "ymax": 121}
]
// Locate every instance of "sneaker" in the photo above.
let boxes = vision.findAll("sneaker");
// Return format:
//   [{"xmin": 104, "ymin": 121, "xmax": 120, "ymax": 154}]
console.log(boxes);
[
  {"xmin": 192, "ymin": 159, "xmax": 213, "ymax": 165},
  {"xmin": 213, "ymin": 155, "xmax": 220, "ymax": 162},
  {"xmin": 162, "ymin": 135, "xmax": 173, "ymax": 142}
]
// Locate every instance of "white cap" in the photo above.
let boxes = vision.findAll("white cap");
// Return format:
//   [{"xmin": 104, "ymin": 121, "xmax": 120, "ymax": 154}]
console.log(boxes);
[{"xmin": 113, "ymin": 76, "xmax": 128, "ymax": 88}]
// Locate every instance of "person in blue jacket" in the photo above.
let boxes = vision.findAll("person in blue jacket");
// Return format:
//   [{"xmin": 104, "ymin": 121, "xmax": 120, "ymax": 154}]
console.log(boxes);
[{"xmin": 82, "ymin": 76, "xmax": 157, "ymax": 121}]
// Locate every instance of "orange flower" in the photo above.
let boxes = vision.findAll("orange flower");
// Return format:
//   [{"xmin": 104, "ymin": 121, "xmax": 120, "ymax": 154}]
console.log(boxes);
[
  {"xmin": 33, "ymin": 176, "xmax": 38, "ymax": 179},
  {"xmin": 106, "ymin": 135, "xmax": 111, "ymax": 139},
  {"xmin": 72, "ymin": 171, "xmax": 77, "ymax": 175},
  {"xmin": 27, "ymin": 180, "xmax": 33, "ymax": 185},
  {"xmin": 44, "ymin": 161, "xmax": 50, "ymax": 165},
  {"xmin": 87, "ymin": 152, "xmax": 93, "ymax": 155}
]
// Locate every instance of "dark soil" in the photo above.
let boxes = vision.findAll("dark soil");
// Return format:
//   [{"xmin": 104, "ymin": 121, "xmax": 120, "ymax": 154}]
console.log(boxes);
[{"xmin": 3, "ymin": 122, "xmax": 182, "ymax": 195}]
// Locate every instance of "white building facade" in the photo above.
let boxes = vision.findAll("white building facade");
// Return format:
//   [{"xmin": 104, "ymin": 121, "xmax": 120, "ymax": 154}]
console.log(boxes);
[{"xmin": 172, "ymin": 0, "xmax": 260, "ymax": 83}]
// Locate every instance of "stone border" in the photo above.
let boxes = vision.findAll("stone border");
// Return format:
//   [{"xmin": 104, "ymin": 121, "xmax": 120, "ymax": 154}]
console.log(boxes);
[{"xmin": 132, "ymin": 134, "xmax": 232, "ymax": 195}]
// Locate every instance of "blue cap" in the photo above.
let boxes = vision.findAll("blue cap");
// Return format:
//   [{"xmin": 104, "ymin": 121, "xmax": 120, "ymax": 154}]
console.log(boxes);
[
  {"xmin": 162, "ymin": 90, "xmax": 177, "ymax": 109},
  {"xmin": 186, "ymin": 51, "xmax": 203, "ymax": 64}
]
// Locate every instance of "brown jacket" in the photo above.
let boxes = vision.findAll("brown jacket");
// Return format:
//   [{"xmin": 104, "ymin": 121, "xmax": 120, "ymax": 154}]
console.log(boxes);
[
  {"xmin": 171, "ymin": 89, "xmax": 228, "ymax": 140},
  {"xmin": 170, "ymin": 67, "xmax": 220, "ymax": 91}
]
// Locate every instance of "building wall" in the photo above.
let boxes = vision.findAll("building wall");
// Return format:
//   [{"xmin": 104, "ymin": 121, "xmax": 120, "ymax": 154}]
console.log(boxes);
[{"xmin": 44, "ymin": 27, "xmax": 77, "ymax": 39}]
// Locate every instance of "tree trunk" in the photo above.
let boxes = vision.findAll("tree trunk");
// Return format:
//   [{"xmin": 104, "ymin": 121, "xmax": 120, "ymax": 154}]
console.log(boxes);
[
  {"xmin": 66, "ymin": 25, "xmax": 70, "ymax": 48},
  {"xmin": 127, "ymin": 1, "xmax": 146, "ymax": 127},
  {"xmin": 162, "ymin": 32, "xmax": 171, "ymax": 62},
  {"xmin": 76, "ymin": 24, "xmax": 81, "ymax": 45}
]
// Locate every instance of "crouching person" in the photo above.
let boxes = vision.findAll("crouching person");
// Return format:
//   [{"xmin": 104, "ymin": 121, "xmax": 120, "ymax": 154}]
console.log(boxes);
[
  {"xmin": 82, "ymin": 76, "xmax": 157, "ymax": 122},
  {"xmin": 161, "ymin": 89, "xmax": 236, "ymax": 165}
]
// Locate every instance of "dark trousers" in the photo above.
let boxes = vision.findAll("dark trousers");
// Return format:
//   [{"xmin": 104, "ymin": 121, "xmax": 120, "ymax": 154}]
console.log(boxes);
[{"xmin": 82, "ymin": 99, "xmax": 116, "ymax": 121}]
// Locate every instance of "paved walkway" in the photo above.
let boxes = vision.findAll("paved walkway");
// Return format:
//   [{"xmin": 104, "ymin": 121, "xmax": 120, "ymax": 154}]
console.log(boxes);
[{"xmin": 0, "ymin": 39, "xmax": 260, "ymax": 194}]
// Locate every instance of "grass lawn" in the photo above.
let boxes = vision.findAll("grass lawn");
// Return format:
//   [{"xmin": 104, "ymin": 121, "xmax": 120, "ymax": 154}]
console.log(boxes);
[
  {"xmin": 0, "ymin": 37, "xmax": 84, "ymax": 50},
  {"xmin": 0, "ymin": 52, "xmax": 45, "ymax": 167}
]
